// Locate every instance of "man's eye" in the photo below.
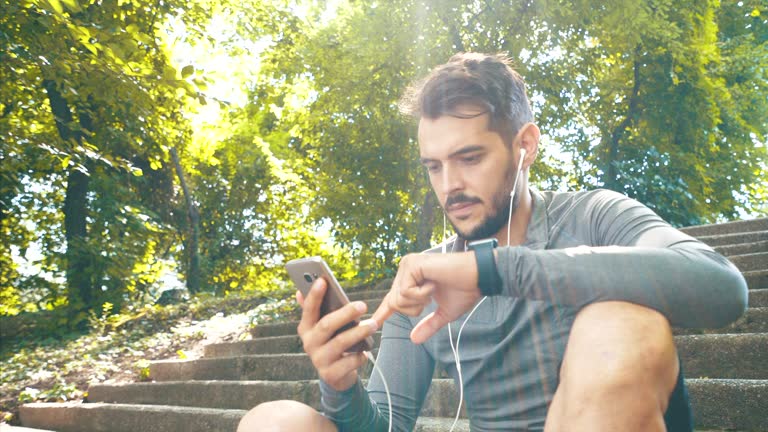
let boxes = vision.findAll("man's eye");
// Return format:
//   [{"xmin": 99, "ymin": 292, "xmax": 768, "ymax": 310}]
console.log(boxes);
[
  {"xmin": 462, "ymin": 155, "xmax": 481, "ymax": 164},
  {"xmin": 425, "ymin": 164, "xmax": 440, "ymax": 173}
]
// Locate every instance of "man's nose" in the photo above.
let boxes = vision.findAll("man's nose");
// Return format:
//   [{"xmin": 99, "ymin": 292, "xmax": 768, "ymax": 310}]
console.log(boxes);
[{"xmin": 440, "ymin": 165, "xmax": 465, "ymax": 196}]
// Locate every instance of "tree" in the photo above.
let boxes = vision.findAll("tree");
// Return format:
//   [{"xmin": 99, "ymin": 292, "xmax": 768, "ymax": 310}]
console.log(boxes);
[
  {"xmin": 253, "ymin": 0, "xmax": 767, "ymax": 284},
  {"xmin": 2, "ymin": 0, "xmax": 765, "ymax": 321},
  {"xmin": 529, "ymin": 0, "xmax": 767, "ymax": 225},
  {"xmin": 0, "ymin": 0, "xmax": 212, "ymax": 321}
]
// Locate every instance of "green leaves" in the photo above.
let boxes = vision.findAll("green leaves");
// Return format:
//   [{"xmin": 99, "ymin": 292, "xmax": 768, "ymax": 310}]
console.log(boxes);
[
  {"xmin": 61, "ymin": 0, "xmax": 82, "ymax": 13},
  {"xmin": 2, "ymin": 0, "xmax": 765, "ymax": 333},
  {"xmin": 149, "ymin": 159, "xmax": 162, "ymax": 170},
  {"xmin": 0, "ymin": 0, "xmax": 216, "ymax": 321},
  {"xmin": 45, "ymin": 0, "xmax": 64, "ymax": 15},
  {"xmin": 181, "ymin": 65, "xmax": 195, "ymax": 78}
]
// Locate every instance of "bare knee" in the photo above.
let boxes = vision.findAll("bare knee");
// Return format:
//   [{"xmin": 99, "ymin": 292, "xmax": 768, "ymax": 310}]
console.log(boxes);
[
  {"xmin": 561, "ymin": 301, "xmax": 678, "ymax": 410},
  {"xmin": 237, "ymin": 400, "xmax": 337, "ymax": 432}
]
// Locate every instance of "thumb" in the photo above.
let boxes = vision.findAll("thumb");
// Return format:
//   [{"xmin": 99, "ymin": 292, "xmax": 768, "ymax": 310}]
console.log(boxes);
[
  {"xmin": 371, "ymin": 292, "xmax": 395, "ymax": 328},
  {"xmin": 410, "ymin": 309, "xmax": 450, "ymax": 345}
]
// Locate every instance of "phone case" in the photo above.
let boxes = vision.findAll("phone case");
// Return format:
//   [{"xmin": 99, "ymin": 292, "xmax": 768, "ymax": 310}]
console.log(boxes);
[{"xmin": 286, "ymin": 257, "xmax": 374, "ymax": 352}]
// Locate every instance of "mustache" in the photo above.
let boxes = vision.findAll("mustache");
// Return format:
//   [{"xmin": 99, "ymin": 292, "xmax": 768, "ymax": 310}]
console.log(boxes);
[{"xmin": 445, "ymin": 193, "xmax": 482, "ymax": 208}]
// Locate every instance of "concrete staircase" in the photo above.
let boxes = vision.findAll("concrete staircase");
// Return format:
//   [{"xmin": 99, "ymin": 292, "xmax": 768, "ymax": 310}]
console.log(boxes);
[{"xmin": 19, "ymin": 218, "xmax": 768, "ymax": 431}]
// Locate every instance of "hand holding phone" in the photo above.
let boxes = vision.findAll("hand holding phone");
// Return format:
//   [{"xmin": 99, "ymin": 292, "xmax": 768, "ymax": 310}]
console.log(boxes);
[
  {"xmin": 287, "ymin": 257, "xmax": 374, "ymax": 352},
  {"xmin": 287, "ymin": 257, "xmax": 378, "ymax": 391}
]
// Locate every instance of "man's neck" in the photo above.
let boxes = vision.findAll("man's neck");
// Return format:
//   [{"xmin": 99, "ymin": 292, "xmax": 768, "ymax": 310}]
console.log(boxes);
[{"xmin": 495, "ymin": 186, "xmax": 532, "ymax": 247}]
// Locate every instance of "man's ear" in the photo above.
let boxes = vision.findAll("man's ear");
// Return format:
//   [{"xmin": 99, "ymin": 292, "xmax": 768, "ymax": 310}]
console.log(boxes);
[{"xmin": 517, "ymin": 123, "xmax": 540, "ymax": 170}]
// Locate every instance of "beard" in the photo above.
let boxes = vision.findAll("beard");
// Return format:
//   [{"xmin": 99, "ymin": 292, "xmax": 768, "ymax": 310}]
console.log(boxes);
[{"xmin": 445, "ymin": 161, "xmax": 522, "ymax": 241}]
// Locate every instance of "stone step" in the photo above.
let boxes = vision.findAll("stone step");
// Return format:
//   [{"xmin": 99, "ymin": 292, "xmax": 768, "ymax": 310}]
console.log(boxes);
[
  {"xmin": 727, "ymin": 252, "xmax": 768, "ymax": 273},
  {"xmin": 415, "ymin": 417, "xmax": 469, "ymax": 431},
  {"xmin": 250, "ymin": 313, "xmax": 380, "ymax": 338},
  {"xmin": 681, "ymin": 218, "xmax": 768, "ymax": 237},
  {"xmin": 153, "ymin": 333, "xmax": 767, "ymax": 382},
  {"xmin": 207, "ymin": 334, "xmax": 303, "ymax": 357},
  {"xmin": 86, "ymin": 379, "xmax": 461, "ymax": 418},
  {"xmin": 361, "ymin": 297, "xmax": 383, "ymax": 312},
  {"xmin": 0, "ymin": 426, "xmax": 57, "ymax": 432},
  {"xmin": 205, "ymin": 332, "xmax": 384, "ymax": 357},
  {"xmin": 749, "ymin": 289, "xmax": 768, "ymax": 308},
  {"xmin": 250, "ymin": 320, "xmax": 306, "ymax": 338},
  {"xmin": 20, "ymin": 402, "xmax": 246, "ymax": 432},
  {"xmin": 249, "ymin": 299, "xmax": 383, "ymax": 339},
  {"xmin": 744, "ymin": 269, "xmax": 768, "ymax": 290},
  {"xmin": 687, "ymin": 379, "xmax": 768, "ymax": 431},
  {"xmin": 251, "ymin": 269, "xmax": 766, "ymax": 341},
  {"xmin": 346, "ymin": 289, "xmax": 389, "ymax": 301},
  {"xmin": 413, "ymin": 421, "xmax": 737, "ymax": 432},
  {"xmin": 81, "ymin": 378, "xmax": 768, "ymax": 430},
  {"xmin": 211, "ymin": 332, "xmax": 768, "ymax": 379},
  {"xmin": 17, "ymin": 400, "xmax": 464, "ymax": 432},
  {"xmin": 674, "ymin": 307, "xmax": 768, "ymax": 335},
  {"xmin": 715, "ymin": 240, "xmax": 768, "ymax": 257},
  {"xmin": 698, "ymin": 230, "xmax": 768, "ymax": 248},
  {"xmin": 250, "ymin": 306, "xmax": 767, "ymax": 340},
  {"xmin": 677, "ymin": 334, "xmax": 768, "ymax": 379},
  {"xmin": 150, "ymin": 353, "xmax": 320, "ymax": 382}
]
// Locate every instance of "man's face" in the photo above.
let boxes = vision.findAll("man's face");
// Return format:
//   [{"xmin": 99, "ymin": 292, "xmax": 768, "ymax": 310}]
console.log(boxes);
[{"xmin": 418, "ymin": 109, "xmax": 520, "ymax": 241}]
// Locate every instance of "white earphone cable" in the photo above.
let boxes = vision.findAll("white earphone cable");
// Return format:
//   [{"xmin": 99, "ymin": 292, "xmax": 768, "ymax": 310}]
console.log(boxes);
[
  {"xmin": 447, "ymin": 295, "xmax": 487, "ymax": 432},
  {"xmin": 506, "ymin": 148, "xmax": 526, "ymax": 247},
  {"xmin": 364, "ymin": 350, "xmax": 393, "ymax": 432},
  {"xmin": 448, "ymin": 147, "xmax": 526, "ymax": 431}
]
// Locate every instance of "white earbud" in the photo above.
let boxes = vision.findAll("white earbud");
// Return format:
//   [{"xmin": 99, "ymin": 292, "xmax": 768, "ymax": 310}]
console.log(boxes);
[{"xmin": 506, "ymin": 147, "xmax": 527, "ymax": 247}]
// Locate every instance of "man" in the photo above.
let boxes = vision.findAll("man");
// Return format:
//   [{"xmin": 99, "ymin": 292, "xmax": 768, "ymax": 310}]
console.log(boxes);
[{"xmin": 238, "ymin": 53, "xmax": 747, "ymax": 431}]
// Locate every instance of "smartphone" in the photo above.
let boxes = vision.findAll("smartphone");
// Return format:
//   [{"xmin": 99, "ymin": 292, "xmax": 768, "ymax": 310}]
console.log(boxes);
[{"xmin": 286, "ymin": 257, "xmax": 374, "ymax": 352}]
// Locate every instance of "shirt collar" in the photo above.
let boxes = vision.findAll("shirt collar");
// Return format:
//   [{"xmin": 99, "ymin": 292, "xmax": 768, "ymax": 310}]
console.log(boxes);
[{"xmin": 523, "ymin": 187, "xmax": 549, "ymax": 249}]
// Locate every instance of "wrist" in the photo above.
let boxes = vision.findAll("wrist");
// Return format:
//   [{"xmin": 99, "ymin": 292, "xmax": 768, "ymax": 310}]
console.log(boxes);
[
  {"xmin": 330, "ymin": 370, "xmax": 359, "ymax": 392},
  {"xmin": 468, "ymin": 239, "xmax": 503, "ymax": 296}
]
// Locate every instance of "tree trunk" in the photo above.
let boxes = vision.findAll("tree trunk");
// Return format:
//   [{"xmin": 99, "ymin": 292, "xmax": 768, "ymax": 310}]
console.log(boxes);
[
  {"xmin": 170, "ymin": 147, "xmax": 201, "ymax": 294},
  {"xmin": 44, "ymin": 79, "xmax": 94, "ymax": 314},
  {"xmin": 63, "ymin": 169, "xmax": 91, "ymax": 309},
  {"xmin": 604, "ymin": 47, "xmax": 642, "ymax": 191}
]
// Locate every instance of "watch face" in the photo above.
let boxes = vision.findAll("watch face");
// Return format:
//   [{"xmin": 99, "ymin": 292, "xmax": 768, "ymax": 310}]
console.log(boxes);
[{"xmin": 468, "ymin": 238, "xmax": 498, "ymax": 250}]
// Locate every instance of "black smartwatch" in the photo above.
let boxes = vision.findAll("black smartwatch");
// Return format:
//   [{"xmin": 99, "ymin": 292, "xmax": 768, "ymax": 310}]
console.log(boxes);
[{"xmin": 467, "ymin": 238, "xmax": 503, "ymax": 297}]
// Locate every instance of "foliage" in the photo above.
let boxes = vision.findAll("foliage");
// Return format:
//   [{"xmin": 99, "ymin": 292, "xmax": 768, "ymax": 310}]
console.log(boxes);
[
  {"xmin": 248, "ymin": 0, "xmax": 767, "ymax": 290},
  {"xmin": 183, "ymin": 97, "xmax": 360, "ymax": 295},
  {"xmin": 1, "ymin": 0, "xmax": 765, "ymax": 424},
  {"xmin": 531, "ymin": 0, "xmax": 768, "ymax": 225},
  {"xmin": 0, "ymin": 0, "xmax": 210, "ymax": 321},
  {"xmin": 0, "ymin": 289, "xmax": 275, "ymax": 424},
  {"xmin": 18, "ymin": 381, "xmax": 82, "ymax": 404},
  {"xmin": 247, "ymin": 296, "xmax": 299, "ymax": 327},
  {"xmin": 1, "ymin": 0, "xmax": 766, "ymax": 328}
]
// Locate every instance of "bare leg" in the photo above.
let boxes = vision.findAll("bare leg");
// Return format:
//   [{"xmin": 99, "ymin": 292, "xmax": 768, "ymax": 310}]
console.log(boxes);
[
  {"xmin": 237, "ymin": 400, "xmax": 338, "ymax": 432},
  {"xmin": 544, "ymin": 301, "xmax": 679, "ymax": 432}
]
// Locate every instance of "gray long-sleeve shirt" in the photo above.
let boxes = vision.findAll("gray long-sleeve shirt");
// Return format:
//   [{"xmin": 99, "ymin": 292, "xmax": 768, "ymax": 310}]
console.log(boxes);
[{"xmin": 320, "ymin": 188, "xmax": 748, "ymax": 431}]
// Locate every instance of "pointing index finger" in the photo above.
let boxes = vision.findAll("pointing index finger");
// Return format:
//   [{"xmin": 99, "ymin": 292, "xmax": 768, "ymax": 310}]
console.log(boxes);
[{"xmin": 371, "ymin": 292, "xmax": 395, "ymax": 328}]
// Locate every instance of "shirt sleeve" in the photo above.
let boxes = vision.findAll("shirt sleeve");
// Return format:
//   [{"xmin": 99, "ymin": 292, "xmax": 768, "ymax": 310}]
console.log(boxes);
[
  {"xmin": 496, "ymin": 189, "xmax": 748, "ymax": 328},
  {"xmin": 320, "ymin": 311, "xmax": 435, "ymax": 431}
]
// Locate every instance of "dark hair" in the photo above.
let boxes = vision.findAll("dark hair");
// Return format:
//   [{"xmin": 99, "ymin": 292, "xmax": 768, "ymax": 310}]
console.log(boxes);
[{"xmin": 399, "ymin": 52, "xmax": 533, "ymax": 144}]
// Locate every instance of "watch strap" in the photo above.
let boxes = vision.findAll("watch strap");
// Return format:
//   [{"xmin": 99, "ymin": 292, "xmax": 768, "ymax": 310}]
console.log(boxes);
[{"xmin": 467, "ymin": 239, "xmax": 502, "ymax": 296}]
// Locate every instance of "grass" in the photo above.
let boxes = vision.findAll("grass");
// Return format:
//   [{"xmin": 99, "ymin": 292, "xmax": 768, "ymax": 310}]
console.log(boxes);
[{"xmin": 0, "ymin": 288, "xmax": 299, "ymax": 425}]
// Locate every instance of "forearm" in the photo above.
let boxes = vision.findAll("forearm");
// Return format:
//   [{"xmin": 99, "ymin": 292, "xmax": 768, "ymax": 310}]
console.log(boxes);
[
  {"xmin": 497, "ymin": 242, "xmax": 748, "ymax": 328},
  {"xmin": 321, "ymin": 378, "xmax": 392, "ymax": 432},
  {"xmin": 320, "ymin": 312, "xmax": 433, "ymax": 432}
]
